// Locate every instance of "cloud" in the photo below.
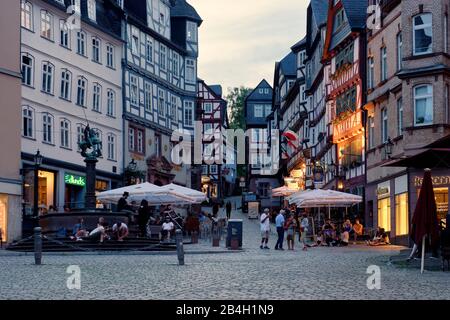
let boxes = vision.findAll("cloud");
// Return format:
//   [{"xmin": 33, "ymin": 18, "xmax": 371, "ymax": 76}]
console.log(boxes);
[{"xmin": 190, "ymin": 0, "xmax": 308, "ymax": 95}]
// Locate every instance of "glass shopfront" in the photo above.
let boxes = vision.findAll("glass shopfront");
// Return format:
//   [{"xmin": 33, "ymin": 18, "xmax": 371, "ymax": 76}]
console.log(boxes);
[
  {"xmin": 378, "ymin": 197, "xmax": 391, "ymax": 232},
  {"xmin": 395, "ymin": 193, "xmax": 409, "ymax": 236},
  {"xmin": 64, "ymin": 173, "xmax": 86, "ymax": 209},
  {"xmin": 377, "ymin": 182, "xmax": 391, "ymax": 232},
  {"xmin": 0, "ymin": 194, "xmax": 8, "ymax": 242},
  {"xmin": 23, "ymin": 169, "xmax": 56, "ymax": 215}
]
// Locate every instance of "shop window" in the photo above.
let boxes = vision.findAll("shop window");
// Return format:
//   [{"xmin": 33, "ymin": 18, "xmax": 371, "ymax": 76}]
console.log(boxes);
[
  {"xmin": 377, "ymin": 197, "xmax": 391, "ymax": 232},
  {"xmin": 395, "ymin": 193, "xmax": 409, "ymax": 236},
  {"xmin": 0, "ymin": 195, "xmax": 8, "ymax": 243}
]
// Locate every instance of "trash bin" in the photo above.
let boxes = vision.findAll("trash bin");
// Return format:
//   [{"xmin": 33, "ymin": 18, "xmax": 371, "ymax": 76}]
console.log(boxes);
[{"xmin": 227, "ymin": 219, "xmax": 243, "ymax": 249}]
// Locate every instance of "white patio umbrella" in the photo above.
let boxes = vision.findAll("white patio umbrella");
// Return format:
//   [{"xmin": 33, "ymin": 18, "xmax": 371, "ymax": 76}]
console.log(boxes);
[
  {"xmin": 288, "ymin": 189, "xmax": 363, "ymax": 228},
  {"xmin": 158, "ymin": 183, "xmax": 207, "ymax": 204},
  {"xmin": 97, "ymin": 182, "xmax": 196, "ymax": 205},
  {"xmin": 288, "ymin": 189, "xmax": 362, "ymax": 207},
  {"xmin": 271, "ymin": 186, "xmax": 298, "ymax": 197}
]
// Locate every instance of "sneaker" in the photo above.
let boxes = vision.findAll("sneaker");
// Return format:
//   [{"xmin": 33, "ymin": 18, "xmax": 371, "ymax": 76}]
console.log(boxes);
[
  {"xmin": 279, "ymin": 248, "xmax": 284, "ymax": 251},
  {"xmin": 264, "ymin": 246, "xmax": 270, "ymax": 250},
  {"xmin": 260, "ymin": 245, "xmax": 264, "ymax": 249},
  {"xmin": 274, "ymin": 247, "xmax": 279, "ymax": 250}
]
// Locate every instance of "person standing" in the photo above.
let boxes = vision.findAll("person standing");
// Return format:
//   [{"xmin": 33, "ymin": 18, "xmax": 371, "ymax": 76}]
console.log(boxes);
[
  {"xmin": 138, "ymin": 199, "xmax": 151, "ymax": 237},
  {"xmin": 260, "ymin": 208, "xmax": 271, "ymax": 249},
  {"xmin": 117, "ymin": 192, "xmax": 130, "ymax": 212},
  {"xmin": 285, "ymin": 213, "xmax": 297, "ymax": 250},
  {"xmin": 226, "ymin": 201, "xmax": 232, "ymax": 220},
  {"xmin": 300, "ymin": 213, "xmax": 309, "ymax": 251},
  {"xmin": 275, "ymin": 210, "xmax": 286, "ymax": 250}
]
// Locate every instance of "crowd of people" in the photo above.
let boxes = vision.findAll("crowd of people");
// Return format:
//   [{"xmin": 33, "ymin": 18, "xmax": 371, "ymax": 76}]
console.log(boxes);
[
  {"xmin": 70, "ymin": 217, "xmax": 129, "ymax": 243},
  {"xmin": 259, "ymin": 205, "xmax": 390, "ymax": 251}
]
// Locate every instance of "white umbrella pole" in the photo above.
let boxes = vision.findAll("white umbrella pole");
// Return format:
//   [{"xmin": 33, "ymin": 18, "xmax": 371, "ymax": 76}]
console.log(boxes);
[
  {"xmin": 328, "ymin": 206, "xmax": 331, "ymax": 220},
  {"xmin": 421, "ymin": 235, "xmax": 426, "ymax": 274}
]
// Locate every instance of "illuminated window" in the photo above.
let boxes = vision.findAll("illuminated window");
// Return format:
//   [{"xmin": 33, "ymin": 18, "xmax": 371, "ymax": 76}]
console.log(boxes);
[
  {"xmin": 395, "ymin": 193, "xmax": 409, "ymax": 236},
  {"xmin": 0, "ymin": 195, "xmax": 8, "ymax": 243},
  {"xmin": 377, "ymin": 197, "xmax": 391, "ymax": 232}
]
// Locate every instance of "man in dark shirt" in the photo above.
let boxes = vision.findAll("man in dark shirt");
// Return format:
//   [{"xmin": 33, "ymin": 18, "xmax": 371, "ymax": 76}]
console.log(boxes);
[{"xmin": 117, "ymin": 192, "xmax": 130, "ymax": 212}]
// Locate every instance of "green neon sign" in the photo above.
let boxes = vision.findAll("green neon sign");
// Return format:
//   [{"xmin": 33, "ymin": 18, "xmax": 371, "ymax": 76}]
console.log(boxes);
[{"xmin": 64, "ymin": 174, "xmax": 86, "ymax": 187}]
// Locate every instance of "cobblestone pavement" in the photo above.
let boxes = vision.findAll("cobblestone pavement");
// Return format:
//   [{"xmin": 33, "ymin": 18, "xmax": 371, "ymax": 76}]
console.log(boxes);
[{"xmin": 0, "ymin": 197, "xmax": 449, "ymax": 300}]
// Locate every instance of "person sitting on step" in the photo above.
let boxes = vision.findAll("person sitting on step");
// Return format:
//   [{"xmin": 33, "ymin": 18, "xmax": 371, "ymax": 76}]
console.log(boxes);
[{"xmin": 112, "ymin": 221, "xmax": 129, "ymax": 242}]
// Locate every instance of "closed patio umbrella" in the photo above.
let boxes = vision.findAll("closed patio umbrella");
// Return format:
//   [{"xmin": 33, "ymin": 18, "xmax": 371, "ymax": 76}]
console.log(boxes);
[{"xmin": 410, "ymin": 169, "xmax": 440, "ymax": 273}]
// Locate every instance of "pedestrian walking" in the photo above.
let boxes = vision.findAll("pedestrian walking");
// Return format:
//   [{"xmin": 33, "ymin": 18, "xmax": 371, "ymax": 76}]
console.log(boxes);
[
  {"xmin": 275, "ymin": 210, "xmax": 286, "ymax": 250},
  {"xmin": 226, "ymin": 201, "xmax": 232, "ymax": 220},
  {"xmin": 300, "ymin": 213, "xmax": 309, "ymax": 251},
  {"xmin": 260, "ymin": 208, "xmax": 271, "ymax": 249}
]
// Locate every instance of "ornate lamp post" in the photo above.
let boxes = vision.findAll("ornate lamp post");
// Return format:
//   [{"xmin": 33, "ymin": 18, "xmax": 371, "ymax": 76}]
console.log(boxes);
[{"xmin": 33, "ymin": 150, "xmax": 43, "ymax": 227}]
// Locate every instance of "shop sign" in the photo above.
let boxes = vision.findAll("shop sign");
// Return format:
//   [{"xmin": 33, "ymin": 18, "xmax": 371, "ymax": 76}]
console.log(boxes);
[
  {"xmin": 377, "ymin": 187, "xmax": 390, "ymax": 198},
  {"xmin": 65, "ymin": 174, "xmax": 86, "ymax": 187},
  {"xmin": 414, "ymin": 176, "xmax": 450, "ymax": 187},
  {"xmin": 290, "ymin": 170, "xmax": 303, "ymax": 178}
]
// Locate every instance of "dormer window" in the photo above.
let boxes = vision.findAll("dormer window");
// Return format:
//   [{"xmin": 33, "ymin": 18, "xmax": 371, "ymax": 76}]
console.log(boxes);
[
  {"xmin": 187, "ymin": 21, "xmax": 198, "ymax": 42},
  {"xmin": 87, "ymin": 0, "xmax": 96, "ymax": 22}
]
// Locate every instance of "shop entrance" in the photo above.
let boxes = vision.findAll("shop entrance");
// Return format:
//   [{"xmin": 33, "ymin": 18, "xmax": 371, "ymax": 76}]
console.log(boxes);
[{"xmin": 65, "ymin": 185, "xmax": 84, "ymax": 209}]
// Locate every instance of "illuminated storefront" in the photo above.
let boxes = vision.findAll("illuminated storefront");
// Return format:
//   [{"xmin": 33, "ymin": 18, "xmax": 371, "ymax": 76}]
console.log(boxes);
[
  {"xmin": 377, "ymin": 182, "xmax": 391, "ymax": 232},
  {"xmin": 413, "ymin": 174, "xmax": 449, "ymax": 225},
  {"xmin": 23, "ymin": 169, "xmax": 56, "ymax": 215},
  {"xmin": 0, "ymin": 195, "xmax": 8, "ymax": 242},
  {"xmin": 64, "ymin": 173, "xmax": 86, "ymax": 209}
]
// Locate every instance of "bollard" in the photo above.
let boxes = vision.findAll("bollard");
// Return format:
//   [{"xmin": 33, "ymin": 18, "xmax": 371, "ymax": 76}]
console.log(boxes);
[
  {"xmin": 34, "ymin": 227, "xmax": 42, "ymax": 265},
  {"xmin": 175, "ymin": 229, "xmax": 185, "ymax": 266}
]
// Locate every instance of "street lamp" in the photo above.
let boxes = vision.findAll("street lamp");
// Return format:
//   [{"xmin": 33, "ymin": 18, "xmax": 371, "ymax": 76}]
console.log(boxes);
[
  {"xmin": 33, "ymin": 150, "xmax": 43, "ymax": 227},
  {"xmin": 384, "ymin": 137, "xmax": 394, "ymax": 159}
]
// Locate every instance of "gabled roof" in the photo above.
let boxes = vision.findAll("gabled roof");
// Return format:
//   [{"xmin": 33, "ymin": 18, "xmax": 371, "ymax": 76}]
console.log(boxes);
[
  {"xmin": 311, "ymin": 0, "xmax": 329, "ymax": 26},
  {"xmin": 280, "ymin": 52, "xmax": 297, "ymax": 77},
  {"xmin": 341, "ymin": 0, "xmax": 367, "ymax": 30},
  {"xmin": 245, "ymin": 79, "xmax": 273, "ymax": 102},
  {"xmin": 170, "ymin": 0, "xmax": 203, "ymax": 26}
]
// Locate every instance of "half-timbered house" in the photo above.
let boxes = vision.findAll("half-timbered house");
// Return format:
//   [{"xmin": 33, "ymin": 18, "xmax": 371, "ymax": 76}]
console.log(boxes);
[{"xmin": 122, "ymin": 0, "xmax": 202, "ymax": 187}]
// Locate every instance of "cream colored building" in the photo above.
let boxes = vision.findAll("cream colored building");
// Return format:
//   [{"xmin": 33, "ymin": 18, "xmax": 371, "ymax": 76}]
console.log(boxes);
[{"xmin": 0, "ymin": 0, "xmax": 22, "ymax": 243}]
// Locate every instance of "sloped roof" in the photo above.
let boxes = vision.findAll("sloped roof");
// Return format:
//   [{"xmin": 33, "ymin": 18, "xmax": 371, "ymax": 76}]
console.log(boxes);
[
  {"xmin": 280, "ymin": 52, "xmax": 297, "ymax": 77},
  {"xmin": 210, "ymin": 85, "xmax": 223, "ymax": 98},
  {"xmin": 170, "ymin": 0, "xmax": 203, "ymax": 25},
  {"xmin": 245, "ymin": 79, "xmax": 273, "ymax": 101},
  {"xmin": 291, "ymin": 36, "xmax": 307, "ymax": 52},
  {"xmin": 341, "ymin": 0, "xmax": 367, "ymax": 30},
  {"xmin": 311, "ymin": 0, "xmax": 329, "ymax": 26}
]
